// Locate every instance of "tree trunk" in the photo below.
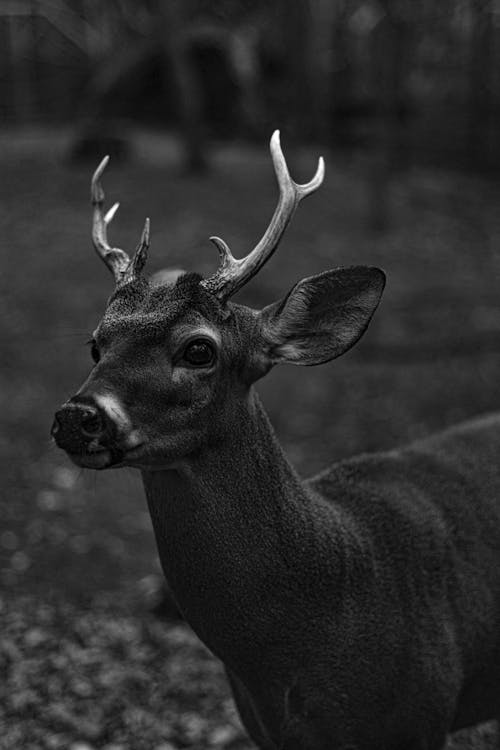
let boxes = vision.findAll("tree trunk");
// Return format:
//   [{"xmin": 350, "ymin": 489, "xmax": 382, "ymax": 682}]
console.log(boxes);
[
  {"xmin": 156, "ymin": 0, "xmax": 209, "ymax": 173},
  {"xmin": 278, "ymin": 0, "xmax": 322, "ymax": 140},
  {"xmin": 367, "ymin": 1, "xmax": 411, "ymax": 231},
  {"xmin": 467, "ymin": 0, "xmax": 493, "ymax": 169}
]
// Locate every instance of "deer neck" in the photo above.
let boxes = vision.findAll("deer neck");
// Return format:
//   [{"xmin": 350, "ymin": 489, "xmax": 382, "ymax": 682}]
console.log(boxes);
[{"xmin": 141, "ymin": 389, "xmax": 325, "ymax": 666}]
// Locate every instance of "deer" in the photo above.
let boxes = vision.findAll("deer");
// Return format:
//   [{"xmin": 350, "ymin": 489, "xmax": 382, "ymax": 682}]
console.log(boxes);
[{"xmin": 52, "ymin": 131, "xmax": 500, "ymax": 750}]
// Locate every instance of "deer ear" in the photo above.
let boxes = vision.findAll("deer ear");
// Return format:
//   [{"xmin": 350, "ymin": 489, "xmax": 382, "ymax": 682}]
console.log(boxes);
[{"xmin": 257, "ymin": 266, "xmax": 385, "ymax": 367}]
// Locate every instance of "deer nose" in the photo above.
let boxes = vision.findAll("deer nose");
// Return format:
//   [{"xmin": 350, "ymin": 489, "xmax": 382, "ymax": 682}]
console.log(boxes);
[{"xmin": 51, "ymin": 401, "xmax": 107, "ymax": 453}]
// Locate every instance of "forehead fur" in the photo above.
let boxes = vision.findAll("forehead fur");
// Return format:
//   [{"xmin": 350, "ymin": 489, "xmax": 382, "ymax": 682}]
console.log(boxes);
[{"xmin": 98, "ymin": 272, "xmax": 225, "ymax": 339}]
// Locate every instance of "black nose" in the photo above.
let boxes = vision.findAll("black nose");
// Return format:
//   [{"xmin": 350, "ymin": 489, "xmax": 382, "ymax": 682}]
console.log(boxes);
[{"xmin": 51, "ymin": 401, "xmax": 106, "ymax": 453}]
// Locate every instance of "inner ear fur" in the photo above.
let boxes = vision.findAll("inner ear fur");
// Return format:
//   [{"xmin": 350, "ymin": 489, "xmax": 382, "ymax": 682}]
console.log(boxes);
[{"xmin": 258, "ymin": 266, "xmax": 385, "ymax": 367}]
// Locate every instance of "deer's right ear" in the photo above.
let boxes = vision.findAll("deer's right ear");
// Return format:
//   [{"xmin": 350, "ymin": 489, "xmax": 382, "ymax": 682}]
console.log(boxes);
[{"xmin": 256, "ymin": 266, "xmax": 385, "ymax": 370}]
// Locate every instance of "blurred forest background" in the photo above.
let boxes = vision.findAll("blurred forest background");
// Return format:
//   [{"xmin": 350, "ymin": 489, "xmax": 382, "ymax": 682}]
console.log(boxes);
[
  {"xmin": 1, "ymin": 1, "xmax": 500, "ymax": 748},
  {"xmin": 2, "ymin": 0, "xmax": 500, "ymax": 176}
]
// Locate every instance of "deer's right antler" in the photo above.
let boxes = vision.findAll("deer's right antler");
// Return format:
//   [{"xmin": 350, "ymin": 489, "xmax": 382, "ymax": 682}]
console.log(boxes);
[
  {"xmin": 200, "ymin": 130, "xmax": 325, "ymax": 303},
  {"xmin": 91, "ymin": 156, "xmax": 150, "ymax": 286}
]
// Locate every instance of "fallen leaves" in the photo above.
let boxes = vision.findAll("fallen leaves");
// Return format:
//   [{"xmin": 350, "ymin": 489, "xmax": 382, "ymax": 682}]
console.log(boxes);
[{"xmin": 0, "ymin": 594, "xmax": 253, "ymax": 749}]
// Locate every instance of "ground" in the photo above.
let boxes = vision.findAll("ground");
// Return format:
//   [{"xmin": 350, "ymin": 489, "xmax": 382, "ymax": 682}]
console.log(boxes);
[{"xmin": 1, "ymin": 128, "xmax": 500, "ymax": 749}]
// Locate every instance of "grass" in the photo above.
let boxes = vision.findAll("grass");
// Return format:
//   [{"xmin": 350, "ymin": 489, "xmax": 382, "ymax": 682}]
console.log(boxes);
[{"xmin": 1, "ymin": 127, "xmax": 500, "ymax": 748}]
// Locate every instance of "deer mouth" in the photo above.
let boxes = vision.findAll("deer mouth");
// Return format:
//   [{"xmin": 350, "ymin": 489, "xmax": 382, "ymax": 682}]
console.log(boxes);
[
  {"xmin": 66, "ymin": 448, "xmax": 115, "ymax": 470},
  {"xmin": 66, "ymin": 442, "xmax": 147, "ymax": 470}
]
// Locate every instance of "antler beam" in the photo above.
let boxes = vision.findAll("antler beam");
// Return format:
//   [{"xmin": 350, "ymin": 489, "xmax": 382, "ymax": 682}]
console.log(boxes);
[
  {"xmin": 91, "ymin": 156, "xmax": 150, "ymax": 286},
  {"xmin": 200, "ymin": 130, "xmax": 325, "ymax": 302}
]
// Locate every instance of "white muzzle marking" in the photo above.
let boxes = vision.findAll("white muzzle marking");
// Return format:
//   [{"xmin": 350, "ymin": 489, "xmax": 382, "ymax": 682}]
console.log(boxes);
[
  {"xmin": 94, "ymin": 392, "xmax": 131, "ymax": 433},
  {"xmin": 94, "ymin": 392, "xmax": 144, "ymax": 450}
]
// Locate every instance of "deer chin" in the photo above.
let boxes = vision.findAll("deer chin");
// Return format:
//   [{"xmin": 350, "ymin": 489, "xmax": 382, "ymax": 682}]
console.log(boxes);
[{"xmin": 112, "ymin": 441, "xmax": 188, "ymax": 471}]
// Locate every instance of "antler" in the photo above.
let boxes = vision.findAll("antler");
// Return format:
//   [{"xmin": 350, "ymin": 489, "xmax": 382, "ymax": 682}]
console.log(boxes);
[
  {"xmin": 200, "ymin": 130, "xmax": 325, "ymax": 302},
  {"xmin": 91, "ymin": 156, "xmax": 150, "ymax": 286}
]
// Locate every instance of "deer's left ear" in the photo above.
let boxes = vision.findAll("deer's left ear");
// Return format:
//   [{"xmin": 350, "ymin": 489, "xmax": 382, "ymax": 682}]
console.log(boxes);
[{"xmin": 257, "ymin": 266, "xmax": 385, "ymax": 368}]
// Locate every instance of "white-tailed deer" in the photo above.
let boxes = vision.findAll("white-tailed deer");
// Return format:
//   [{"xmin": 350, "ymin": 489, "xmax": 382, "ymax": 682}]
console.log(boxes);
[{"xmin": 52, "ymin": 132, "xmax": 500, "ymax": 750}]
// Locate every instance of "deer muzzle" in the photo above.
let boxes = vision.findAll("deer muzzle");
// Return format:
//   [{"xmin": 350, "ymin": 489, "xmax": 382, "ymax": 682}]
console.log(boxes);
[{"xmin": 51, "ymin": 390, "xmax": 145, "ymax": 469}]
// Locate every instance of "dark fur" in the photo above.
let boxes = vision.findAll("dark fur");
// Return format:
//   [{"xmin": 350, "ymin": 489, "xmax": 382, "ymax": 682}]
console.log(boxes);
[{"xmin": 57, "ymin": 270, "xmax": 500, "ymax": 750}]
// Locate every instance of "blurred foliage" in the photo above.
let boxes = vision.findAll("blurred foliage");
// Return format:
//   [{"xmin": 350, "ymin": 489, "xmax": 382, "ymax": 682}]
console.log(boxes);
[{"xmin": 0, "ymin": 0, "xmax": 499, "ymax": 169}]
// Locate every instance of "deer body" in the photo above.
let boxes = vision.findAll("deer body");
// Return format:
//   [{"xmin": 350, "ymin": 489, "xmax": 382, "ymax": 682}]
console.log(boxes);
[
  {"xmin": 144, "ymin": 393, "xmax": 500, "ymax": 750},
  {"xmin": 52, "ymin": 132, "xmax": 500, "ymax": 749}
]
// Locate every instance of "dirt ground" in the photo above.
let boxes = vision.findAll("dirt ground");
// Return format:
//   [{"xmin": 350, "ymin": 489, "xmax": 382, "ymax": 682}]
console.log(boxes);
[{"xmin": 1, "ymin": 128, "xmax": 500, "ymax": 748}]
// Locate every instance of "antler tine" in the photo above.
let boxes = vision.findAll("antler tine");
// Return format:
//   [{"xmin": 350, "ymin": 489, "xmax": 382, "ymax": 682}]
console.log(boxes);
[
  {"xmin": 201, "ymin": 130, "xmax": 325, "ymax": 302},
  {"xmin": 91, "ymin": 156, "xmax": 133, "ymax": 284},
  {"xmin": 122, "ymin": 217, "xmax": 150, "ymax": 284}
]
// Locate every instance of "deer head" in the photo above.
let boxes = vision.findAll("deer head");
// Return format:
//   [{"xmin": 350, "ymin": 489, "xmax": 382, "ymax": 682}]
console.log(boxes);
[{"xmin": 52, "ymin": 132, "xmax": 385, "ymax": 470}]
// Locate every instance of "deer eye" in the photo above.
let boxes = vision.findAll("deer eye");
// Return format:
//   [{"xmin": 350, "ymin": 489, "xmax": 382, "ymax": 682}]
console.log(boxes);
[
  {"xmin": 90, "ymin": 340, "xmax": 100, "ymax": 364},
  {"xmin": 182, "ymin": 339, "xmax": 215, "ymax": 368}
]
